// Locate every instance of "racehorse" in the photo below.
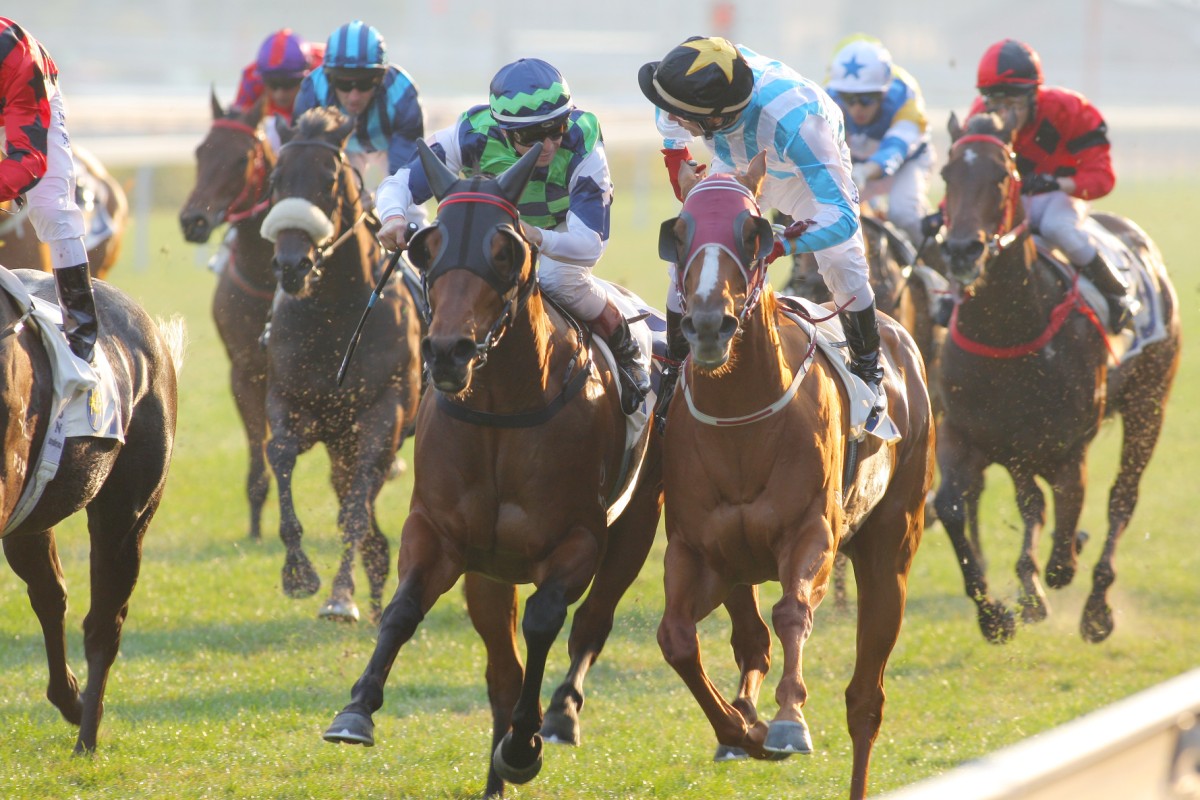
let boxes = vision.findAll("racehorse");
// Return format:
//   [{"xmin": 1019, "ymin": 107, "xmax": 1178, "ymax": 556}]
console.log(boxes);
[
  {"xmin": 0, "ymin": 268, "xmax": 182, "ymax": 753},
  {"xmin": 259, "ymin": 107, "xmax": 422, "ymax": 623},
  {"xmin": 179, "ymin": 90, "xmax": 276, "ymax": 541},
  {"xmin": 657, "ymin": 152, "xmax": 932, "ymax": 800},
  {"xmin": 0, "ymin": 144, "xmax": 128, "ymax": 280},
  {"xmin": 934, "ymin": 111, "xmax": 1181, "ymax": 643},
  {"xmin": 322, "ymin": 140, "xmax": 664, "ymax": 800}
]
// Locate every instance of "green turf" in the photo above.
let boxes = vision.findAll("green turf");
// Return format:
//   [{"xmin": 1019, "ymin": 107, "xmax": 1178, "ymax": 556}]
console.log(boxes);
[{"xmin": 0, "ymin": 161, "xmax": 1195, "ymax": 800}]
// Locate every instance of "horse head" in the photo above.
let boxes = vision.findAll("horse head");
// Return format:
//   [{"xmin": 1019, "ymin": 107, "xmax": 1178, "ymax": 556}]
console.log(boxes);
[
  {"xmin": 261, "ymin": 107, "xmax": 364, "ymax": 296},
  {"xmin": 406, "ymin": 139, "xmax": 542, "ymax": 393},
  {"xmin": 940, "ymin": 109, "xmax": 1025, "ymax": 288},
  {"xmin": 179, "ymin": 88, "xmax": 271, "ymax": 243},
  {"xmin": 657, "ymin": 150, "xmax": 773, "ymax": 370}
]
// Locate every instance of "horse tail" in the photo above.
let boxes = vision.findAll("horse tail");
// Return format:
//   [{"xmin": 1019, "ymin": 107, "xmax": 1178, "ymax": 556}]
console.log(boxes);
[{"xmin": 155, "ymin": 314, "xmax": 189, "ymax": 377}]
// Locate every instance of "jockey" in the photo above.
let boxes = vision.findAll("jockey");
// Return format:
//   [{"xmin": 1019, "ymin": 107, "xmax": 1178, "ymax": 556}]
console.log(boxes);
[
  {"xmin": 375, "ymin": 58, "xmax": 650, "ymax": 415},
  {"xmin": 0, "ymin": 17, "xmax": 98, "ymax": 361},
  {"xmin": 826, "ymin": 35, "xmax": 933, "ymax": 248},
  {"xmin": 969, "ymin": 38, "xmax": 1132, "ymax": 333},
  {"xmin": 231, "ymin": 29, "xmax": 325, "ymax": 155},
  {"xmin": 640, "ymin": 36, "xmax": 880, "ymax": 421}
]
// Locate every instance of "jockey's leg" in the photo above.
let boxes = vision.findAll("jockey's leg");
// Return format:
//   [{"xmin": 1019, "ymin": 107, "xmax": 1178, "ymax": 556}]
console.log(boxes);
[
  {"xmin": 653, "ymin": 308, "xmax": 689, "ymax": 433},
  {"xmin": 816, "ymin": 240, "xmax": 883, "ymax": 401}
]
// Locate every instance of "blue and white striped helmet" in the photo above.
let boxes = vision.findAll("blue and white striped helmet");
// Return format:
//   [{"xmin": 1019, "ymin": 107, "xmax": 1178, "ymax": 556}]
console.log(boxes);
[{"xmin": 325, "ymin": 20, "xmax": 387, "ymax": 71}]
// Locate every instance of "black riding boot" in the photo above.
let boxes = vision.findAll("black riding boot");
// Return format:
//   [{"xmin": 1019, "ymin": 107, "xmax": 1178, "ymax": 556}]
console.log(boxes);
[
  {"xmin": 653, "ymin": 309, "xmax": 689, "ymax": 434},
  {"xmin": 54, "ymin": 263, "xmax": 99, "ymax": 362},
  {"xmin": 839, "ymin": 303, "xmax": 884, "ymax": 397},
  {"xmin": 1079, "ymin": 252, "xmax": 1133, "ymax": 333},
  {"xmin": 595, "ymin": 301, "xmax": 651, "ymax": 416}
]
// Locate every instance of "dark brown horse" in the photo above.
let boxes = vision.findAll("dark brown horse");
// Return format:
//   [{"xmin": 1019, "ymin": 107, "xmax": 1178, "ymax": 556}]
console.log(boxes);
[
  {"xmin": 657, "ymin": 153, "xmax": 932, "ymax": 800},
  {"xmin": 179, "ymin": 91, "xmax": 277, "ymax": 540},
  {"xmin": 0, "ymin": 144, "xmax": 127, "ymax": 280},
  {"xmin": 260, "ymin": 107, "xmax": 421, "ymax": 623},
  {"xmin": 0, "ymin": 268, "xmax": 181, "ymax": 753},
  {"xmin": 322, "ymin": 140, "xmax": 663, "ymax": 799},
  {"xmin": 934, "ymin": 111, "xmax": 1181, "ymax": 643}
]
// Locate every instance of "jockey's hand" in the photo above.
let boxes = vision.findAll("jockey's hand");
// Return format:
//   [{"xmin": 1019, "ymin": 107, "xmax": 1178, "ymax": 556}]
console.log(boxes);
[
  {"xmin": 920, "ymin": 210, "xmax": 944, "ymax": 238},
  {"xmin": 662, "ymin": 147, "xmax": 706, "ymax": 201},
  {"xmin": 519, "ymin": 220, "xmax": 544, "ymax": 248},
  {"xmin": 765, "ymin": 219, "xmax": 814, "ymax": 264},
  {"xmin": 851, "ymin": 161, "xmax": 881, "ymax": 191},
  {"xmin": 378, "ymin": 215, "xmax": 410, "ymax": 250},
  {"xmin": 1021, "ymin": 173, "xmax": 1061, "ymax": 196}
]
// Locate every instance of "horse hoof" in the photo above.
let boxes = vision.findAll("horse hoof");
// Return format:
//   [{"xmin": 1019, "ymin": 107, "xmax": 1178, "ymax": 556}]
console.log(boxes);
[
  {"xmin": 492, "ymin": 732, "xmax": 543, "ymax": 785},
  {"xmin": 713, "ymin": 744, "xmax": 749, "ymax": 761},
  {"xmin": 540, "ymin": 709, "xmax": 580, "ymax": 746},
  {"xmin": 1018, "ymin": 594, "xmax": 1049, "ymax": 624},
  {"xmin": 282, "ymin": 557, "xmax": 321, "ymax": 598},
  {"xmin": 764, "ymin": 719, "xmax": 812, "ymax": 755},
  {"xmin": 1081, "ymin": 596, "xmax": 1114, "ymax": 643},
  {"xmin": 387, "ymin": 456, "xmax": 406, "ymax": 480},
  {"xmin": 318, "ymin": 598, "xmax": 360, "ymax": 623},
  {"xmin": 980, "ymin": 601, "xmax": 1016, "ymax": 644},
  {"xmin": 323, "ymin": 710, "xmax": 375, "ymax": 746}
]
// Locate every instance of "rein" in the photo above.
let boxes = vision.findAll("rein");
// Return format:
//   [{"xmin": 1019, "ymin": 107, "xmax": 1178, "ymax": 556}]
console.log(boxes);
[{"xmin": 212, "ymin": 119, "xmax": 272, "ymax": 224}]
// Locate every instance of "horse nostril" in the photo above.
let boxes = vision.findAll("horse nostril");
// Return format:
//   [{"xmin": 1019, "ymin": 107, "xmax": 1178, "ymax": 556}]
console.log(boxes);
[
  {"xmin": 966, "ymin": 241, "xmax": 985, "ymax": 262},
  {"xmin": 680, "ymin": 316, "xmax": 697, "ymax": 339},
  {"xmin": 719, "ymin": 316, "xmax": 738, "ymax": 338},
  {"xmin": 420, "ymin": 337, "xmax": 435, "ymax": 363},
  {"xmin": 450, "ymin": 338, "xmax": 477, "ymax": 364}
]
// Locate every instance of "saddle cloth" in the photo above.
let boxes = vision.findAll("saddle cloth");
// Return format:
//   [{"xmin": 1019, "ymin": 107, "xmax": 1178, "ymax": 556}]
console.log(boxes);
[
  {"xmin": 0, "ymin": 267, "xmax": 124, "ymax": 536},
  {"xmin": 1033, "ymin": 216, "xmax": 1169, "ymax": 366},
  {"xmin": 776, "ymin": 294, "xmax": 902, "ymax": 444}
]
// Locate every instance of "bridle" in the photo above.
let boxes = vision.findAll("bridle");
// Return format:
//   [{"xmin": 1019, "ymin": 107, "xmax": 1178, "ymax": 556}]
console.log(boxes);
[
  {"xmin": 211, "ymin": 118, "xmax": 272, "ymax": 224},
  {"xmin": 946, "ymin": 133, "xmax": 1029, "ymax": 259}
]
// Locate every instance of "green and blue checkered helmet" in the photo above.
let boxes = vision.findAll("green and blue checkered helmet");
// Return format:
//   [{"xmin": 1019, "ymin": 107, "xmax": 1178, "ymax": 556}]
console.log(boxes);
[
  {"xmin": 488, "ymin": 58, "xmax": 572, "ymax": 130},
  {"xmin": 325, "ymin": 20, "xmax": 387, "ymax": 71}
]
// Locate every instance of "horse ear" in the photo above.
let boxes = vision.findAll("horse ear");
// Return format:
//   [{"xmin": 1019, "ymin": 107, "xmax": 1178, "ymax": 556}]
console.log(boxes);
[
  {"xmin": 745, "ymin": 150, "xmax": 767, "ymax": 196},
  {"xmin": 751, "ymin": 216, "xmax": 775, "ymax": 261},
  {"xmin": 244, "ymin": 96, "xmax": 265, "ymax": 128},
  {"xmin": 495, "ymin": 142, "xmax": 544, "ymax": 204},
  {"xmin": 948, "ymin": 111, "xmax": 963, "ymax": 143},
  {"xmin": 211, "ymin": 85, "xmax": 224, "ymax": 120},
  {"xmin": 275, "ymin": 116, "xmax": 296, "ymax": 147},
  {"xmin": 417, "ymin": 138, "xmax": 459, "ymax": 201}
]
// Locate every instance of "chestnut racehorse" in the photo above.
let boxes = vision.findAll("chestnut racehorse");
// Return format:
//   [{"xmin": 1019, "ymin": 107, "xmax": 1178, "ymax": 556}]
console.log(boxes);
[
  {"xmin": 1, "ymin": 268, "xmax": 181, "ymax": 753},
  {"xmin": 259, "ymin": 107, "xmax": 422, "ymax": 623},
  {"xmin": 179, "ymin": 91, "xmax": 277, "ymax": 541},
  {"xmin": 322, "ymin": 140, "xmax": 663, "ymax": 799},
  {"xmin": 934, "ymin": 111, "xmax": 1181, "ymax": 643},
  {"xmin": 656, "ymin": 152, "xmax": 932, "ymax": 800}
]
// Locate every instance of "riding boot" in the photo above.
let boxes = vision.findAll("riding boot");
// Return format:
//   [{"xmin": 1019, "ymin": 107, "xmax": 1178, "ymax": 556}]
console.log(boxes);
[
  {"xmin": 1079, "ymin": 252, "xmax": 1134, "ymax": 333},
  {"xmin": 839, "ymin": 303, "xmax": 884, "ymax": 400},
  {"xmin": 54, "ymin": 263, "xmax": 99, "ymax": 362},
  {"xmin": 594, "ymin": 299, "xmax": 651, "ymax": 416},
  {"xmin": 653, "ymin": 309, "xmax": 689, "ymax": 434}
]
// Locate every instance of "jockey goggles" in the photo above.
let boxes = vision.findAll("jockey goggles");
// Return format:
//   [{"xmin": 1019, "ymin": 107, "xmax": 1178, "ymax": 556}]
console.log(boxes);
[
  {"xmin": 332, "ymin": 74, "xmax": 382, "ymax": 93},
  {"xmin": 265, "ymin": 75, "xmax": 303, "ymax": 90},
  {"xmin": 841, "ymin": 92, "xmax": 883, "ymax": 108},
  {"xmin": 508, "ymin": 118, "xmax": 568, "ymax": 148}
]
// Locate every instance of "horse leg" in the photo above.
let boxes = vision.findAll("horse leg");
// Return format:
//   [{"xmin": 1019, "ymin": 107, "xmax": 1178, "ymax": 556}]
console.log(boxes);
[
  {"xmin": 843, "ymin": 500, "xmax": 922, "ymax": 800},
  {"xmin": 324, "ymin": 509, "xmax": 463, "ymax": 746},
  {"xmin": 1010, "ymin": 468, "xmax": 1050, "ymax": 624},
  {"xmin": 1043, "ymin": 452, "xmax": 1087, "ymax": 591},
  {"xmin": 229, "ymin": 361, "xmax": 269, "ymax": 541},
  {"xmin": 934, "ymin": 425, "xmax": 1014, "ymax": 643},
  {"xmin": 658, "ymin": 539, "xmax": 769, "ymax": 757},
  {"xmin": 265, "ymin": 415, "xmax": 320, "ymax": 598},
  {"xmin": 359, "ymin": 516, "xmax": 391, "ymax": 625},
  {"xmin": 2, "ymin": 530, "xmax": 82, "ymax": 725},
  {"xmin": 464, "ymin": 574, "xmax": 523, "ymax": 799},
  {"xmin": 493, "ymin": 528, "xmax": 599, "ymax": 785},
  {"xmin": 319, "ymin": 442, "xmax": 387, "ymax": 624},
  {"xmin": 712, "ymin": 583, "xmax": 774, "ymax": 762},
  {"xmin": 543, "ymin": 461, "xmax": 662, "ymax": 747}
]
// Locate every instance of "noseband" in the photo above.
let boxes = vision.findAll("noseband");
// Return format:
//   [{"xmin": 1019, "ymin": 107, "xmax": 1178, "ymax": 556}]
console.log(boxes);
[{"xmin": 947, "ymin": 133, "xmax": 1028, "ymax": 258}]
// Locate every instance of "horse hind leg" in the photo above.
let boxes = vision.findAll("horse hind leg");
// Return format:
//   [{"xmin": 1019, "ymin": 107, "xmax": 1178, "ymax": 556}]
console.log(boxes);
[
  {"xmin": 464, "ymin": 574, "xmax": 523, "ymax": 799},
  {"xmin": 3, "ymin": 530, "xmax": 83, "ymax": 726},
  {"xmin": 1011, "ymin": 469, "xmax": 1051, "ymax": 624}
]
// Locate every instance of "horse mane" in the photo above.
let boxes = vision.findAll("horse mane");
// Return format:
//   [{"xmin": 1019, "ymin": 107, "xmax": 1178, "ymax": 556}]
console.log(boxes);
[{"xmin": 295, "ymin": 106, "xmax": 351, "ymax": 140}]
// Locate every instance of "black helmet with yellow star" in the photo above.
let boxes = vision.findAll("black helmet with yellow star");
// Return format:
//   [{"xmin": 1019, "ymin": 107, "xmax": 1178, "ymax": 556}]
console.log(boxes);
[{"xmin": 639, "ymin": 36, "xmax": 753, "ymax": 133}]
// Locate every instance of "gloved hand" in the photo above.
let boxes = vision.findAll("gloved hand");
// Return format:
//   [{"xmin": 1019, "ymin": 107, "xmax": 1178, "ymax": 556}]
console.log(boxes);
[
  {"xmin": 378, "ymin": 215, "xmax": 410, "ymax": 251},
  {"xmin": 765, "ymin": 219, "xmax": 814, "ymax": 264},
  {"xmin": 851, "ymin": 161, "xmax": 881, "ymax": 191},
  {"xmin": 919, "ymin": 210, "xmax": 944, "ymax": 238},
  {"xmin": 662, "ymin": 147, "xmax": 706, "ymax": 201},
  {"xmin": 1021, "ymin": 173, "xmax": 1061, "ymax": 196}
]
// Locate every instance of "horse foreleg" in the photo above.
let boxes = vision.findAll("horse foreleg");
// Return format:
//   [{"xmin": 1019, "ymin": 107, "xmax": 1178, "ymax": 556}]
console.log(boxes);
[
  {"xmin": 3, "ymin": 530, "xmax": 81, "ymax": 726},
  {"xmin": 266, "ymin": 421, "xmax": 319, "ymax": 598},
  {"xmin": 711, "ymin": 583, "xmax": 772, "ymax": 761},
  {"xmin": 465, "ymin": 575, "xmax": 523, "ymax": 799},
  {"xmin": 1043, "ymin": 454, "xmax": 1087, "ymax": 591},
  {"xmin": 544, "ymin": 468, "xmax": 662, "ymax": 747},
  {"xmin": 1011, "ymin": 468, "xmax": 1050, "ymax": 623},
  {"xmin": 659, "ymin": 540, "xmax": 769, "ymax": 757},
  {"xmin": 323, "ymin": 443, "xmax": 390, "ymax": 624},
  {"xmin": 229, "ymin": 359, "xmax": 269, "ymax": 541}
]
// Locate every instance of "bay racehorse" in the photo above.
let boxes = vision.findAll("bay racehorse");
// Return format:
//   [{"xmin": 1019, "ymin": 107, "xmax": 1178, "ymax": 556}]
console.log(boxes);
[
  {"xmin": 934, "ymin": 111, "xmax": 1181, "ymax": 643},
  {"xmin": 0, "ymin": 144, "xmax": 127, "ymax": 280},
  {"xmin": 259, "ymin": 107, "xmax": 422, "ymax": 623},
  {"xmin": 0, "ymin": 267, "xmax": 182, "ymax": 753},
  {"xmin": 657, "ymin": 152, "xmax": 932, "ymax": 800},
  {"xmin": 179, "ymin": 90, "xmax": 276, "ymax": 540},
  {"xmin": 322, "ymin": 140, "xmax": 663, "ymax": 799}
]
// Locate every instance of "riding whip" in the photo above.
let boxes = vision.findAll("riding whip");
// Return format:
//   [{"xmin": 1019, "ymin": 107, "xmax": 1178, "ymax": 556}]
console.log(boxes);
[{"xmin": 336, "ymin": 223, "xmax": 418, "ymax": 386}]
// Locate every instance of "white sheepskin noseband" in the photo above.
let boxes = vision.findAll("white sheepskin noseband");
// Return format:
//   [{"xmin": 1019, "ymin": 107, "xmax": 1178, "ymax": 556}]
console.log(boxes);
[{"xmin": 260, "ymin": 197, "xmax": 335, "ymax": 246}]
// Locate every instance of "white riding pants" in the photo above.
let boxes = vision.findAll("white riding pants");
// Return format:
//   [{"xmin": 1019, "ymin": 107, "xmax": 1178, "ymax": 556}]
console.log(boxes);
[
  {"xmin": 859, "ymin": 147, "xmax": 935, "ymax": 246},
  {"xmin": 25, "ymin": 91, "xmax": 87, "ymax": 269},
  {"xmin": 1024, "ymin": 189, "xmax": 1096, "ymax": 265}
]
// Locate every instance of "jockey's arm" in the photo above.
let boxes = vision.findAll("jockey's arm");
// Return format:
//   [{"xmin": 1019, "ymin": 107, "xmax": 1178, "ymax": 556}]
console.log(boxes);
[
  {"xmin": 375, "ymin": 124, "xmax": 464, "ymax": 248},
  {"xmin": 536, "ymin": 144, "xmax": 612, "ymax": 267},
  {"xmin": 776, "ymin": 113, "xmax": 859, "ymax": 254},
  {"xmin": 0, "ymin": 57, "xmax": 49, "ymax": 200}
]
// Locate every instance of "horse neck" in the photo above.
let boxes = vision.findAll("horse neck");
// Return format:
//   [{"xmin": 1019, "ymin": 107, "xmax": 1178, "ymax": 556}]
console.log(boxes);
[
  {"xmin": 466, "ymin": 291, "xmax": 559, "ymax": 411},
  {"xmin": 960, "ymin": 237, "xmax": 1054, "ymax": 339}
]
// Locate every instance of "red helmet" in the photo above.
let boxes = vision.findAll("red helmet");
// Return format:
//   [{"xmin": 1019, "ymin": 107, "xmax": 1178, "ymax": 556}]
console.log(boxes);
[{"xmin": 977, "ymin": 39, "xmax": 1043, "ymax": 91}]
